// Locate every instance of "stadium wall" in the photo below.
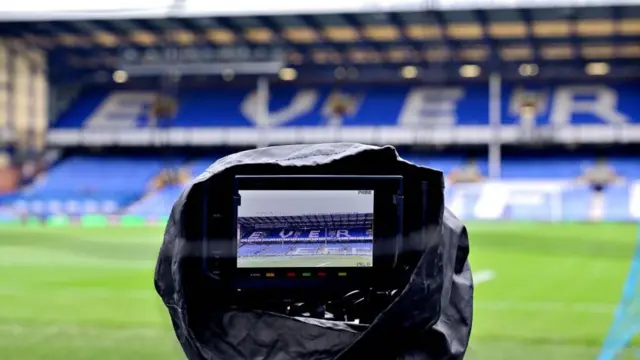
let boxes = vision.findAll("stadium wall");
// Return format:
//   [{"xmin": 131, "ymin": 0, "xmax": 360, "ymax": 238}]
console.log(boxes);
[{"xmin": 47, "ymin": 85, "xmax": 640, "ymax": 146}]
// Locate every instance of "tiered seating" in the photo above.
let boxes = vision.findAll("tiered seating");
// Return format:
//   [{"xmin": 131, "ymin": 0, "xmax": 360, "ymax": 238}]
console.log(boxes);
[
  {"xmin": 50, "ymin": 85, "xmax": 640, "ymax": 129},
  {"xmin": 401, "ymin": 155, "xmax": 487, "ymax": 176},
  {"xmin": 0, "ymin": 205, "xmax": 18, "ymax": 223},
  {"xmin": 499, "ymin": 157, "xmax": 640, "ymax": 179},
  {"xmin": 126, "ymin": 185, "xmax": 184, "ymax": 217},
  {"xmin": 190, "ymin": 158, "xmax": 222, "ymax": 176},
  {"xmin": 10, "ymin": 153, "xmax": 637, "ymax": 221},
  {"xmin": 261, "ymin": 244, "xmax": 294, "ymax": 256},
  {"xmin": 55, "ymin": 90, "xmax": 110, "ymax": 128},
  {"xmin": 501, "ymin": 158, "xmax": 586, "ymax": 179},
  {"xmin": 13, "ymin": 156, "xmax": 174, "ymax": 215},
  {"xmin": 608, "ymin": 158, "xmax": 640, "ymax": 179},
  {"xmin": 124, "ymin": 156, "xmax": 222, "ymax": 217},
  {"xmin": 406, "ymin": 155, "xmax": 640, "ymax": 180},
  {"xmin": 238, "ymin": 244, "xmax": 266, "ymax": 256}
]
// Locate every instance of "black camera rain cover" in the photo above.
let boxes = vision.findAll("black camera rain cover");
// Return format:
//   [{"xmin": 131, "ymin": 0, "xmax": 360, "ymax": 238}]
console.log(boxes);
[{"xmin": 154, "ymin": 143, "xmax": 473, "ymax": 360}]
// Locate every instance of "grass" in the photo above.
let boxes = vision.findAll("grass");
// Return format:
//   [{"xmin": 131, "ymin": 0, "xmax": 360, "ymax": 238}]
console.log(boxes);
[{"xmin": 0, "ymin": 222, "xmax": 638, "ymax": 360}]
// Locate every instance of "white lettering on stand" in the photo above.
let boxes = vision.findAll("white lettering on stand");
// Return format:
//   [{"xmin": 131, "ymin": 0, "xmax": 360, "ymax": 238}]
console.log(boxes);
[
  {"xmin": 550, "ymin": 86, "xmax": 629, "ymax": 126},
  {"xmin": 397, "ymin": 87, "xmax": 464, "ymax": 127},
  {"xmin": 85, "ymin": 92, "xmax": 155, "ymax": 129},
  {"xmin": 240, "ymin": 89, "xmax": 319, "ymax": 127}
]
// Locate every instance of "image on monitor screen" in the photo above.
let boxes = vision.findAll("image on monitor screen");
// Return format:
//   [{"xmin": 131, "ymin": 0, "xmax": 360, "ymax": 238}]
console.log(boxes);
[{"xmin": 237, "ymin": 190, "xmax": 373, "ymax": 268}]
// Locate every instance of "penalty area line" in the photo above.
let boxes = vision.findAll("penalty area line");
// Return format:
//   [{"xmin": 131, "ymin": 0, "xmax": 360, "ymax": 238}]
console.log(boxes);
[
  {"xmin": 316, "ymin": 262, "xmax": 331, "ymax": 267},
  {"xmin": 474, "ymin": 270, "xmax": 496, "ymax": 285}
]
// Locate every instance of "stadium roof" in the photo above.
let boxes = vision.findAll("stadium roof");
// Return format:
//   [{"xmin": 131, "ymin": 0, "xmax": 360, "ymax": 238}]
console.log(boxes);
[{"xmin": 1, "ymin": 5, "xmax": 640, "ymax": 83}]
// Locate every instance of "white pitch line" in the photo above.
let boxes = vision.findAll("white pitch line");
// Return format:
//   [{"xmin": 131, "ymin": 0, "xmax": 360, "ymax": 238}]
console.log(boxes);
[
  {"xmin": 316, "ymin": 262, "xmax": 331, "ymax": 267},
  {"xmin": 474, "ymin": 269, "xmax": 496, "ymax": 285}
]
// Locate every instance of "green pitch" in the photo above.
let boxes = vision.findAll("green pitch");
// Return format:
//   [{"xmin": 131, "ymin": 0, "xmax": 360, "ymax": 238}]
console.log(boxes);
[
  {"xmin": 238, "ymin": 255, "xmax": 372, "ymax": 268},
  {"xmin": 0, "ymin": 222, "xmax": 638, "ymax": 360}
]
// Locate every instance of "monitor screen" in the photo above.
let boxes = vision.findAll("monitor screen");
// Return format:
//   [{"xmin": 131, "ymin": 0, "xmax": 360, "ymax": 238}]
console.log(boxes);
[{"xmin": 237, "ymin": 190, "xmax": 374, "ymax": 268}]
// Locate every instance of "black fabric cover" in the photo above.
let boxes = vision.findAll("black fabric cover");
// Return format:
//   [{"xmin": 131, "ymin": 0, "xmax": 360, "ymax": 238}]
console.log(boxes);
[{"xmin": 154, "ymin": 143, "xmax": 473, "ymax": 360}]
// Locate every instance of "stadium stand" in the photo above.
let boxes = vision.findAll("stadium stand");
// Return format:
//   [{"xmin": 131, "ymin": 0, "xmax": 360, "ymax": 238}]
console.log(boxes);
[
  {"xmin": 11, "ymin": 156, "xmax": 179, "ymax": 216},
  {"xmin": 48, "ymin": 85, "xmax": 640, "ymax": 129},
  {"xmin": 4, "ymin": 152, "xmax": 639, "ymax": 220},
  {"xmin": 238, "ymin": 213, "xmax": 373, "ymax": 229},
  {"xmin": 239, "ymin": 227, "xmax": 373, "ymax": 241},
  {"xmin": 238, "ymin": 214, "xmax": 373, "ymax": 267},
  {"xmin": 125, "ymin": 184, "xmax": 184, "ymax": 218},
  {"xmin": 28, "ymin": 81, "xmax": 639, "ymax": 221},
  {"xmin": 123, "ymin": 157, "xmax": 222, "ymax": 217}
]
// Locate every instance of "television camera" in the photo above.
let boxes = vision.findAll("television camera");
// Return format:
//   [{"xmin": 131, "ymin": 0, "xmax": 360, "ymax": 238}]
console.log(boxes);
[{"xmin": 155, "ymin": 143, "xmax": 473, "ymax": 360}]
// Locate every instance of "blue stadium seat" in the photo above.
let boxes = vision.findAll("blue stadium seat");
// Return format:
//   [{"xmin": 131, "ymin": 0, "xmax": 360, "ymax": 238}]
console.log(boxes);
[
  {"xmin": 126, "ymin": 185, "xmax": 184, "ymax": 217},
  {"xmin": 605, "ymin": 159, "xmax": 640, "ymax": 179},
  {"xmin": 238, "ymin": 244, "xmax": 266, "ymax": 256},
  {"xmin": 51, "ymin": 85, "xmax": 640, "ymax": 130},
  {"xmin": 54, "ymin": 90, "xmax": 110, "ymax": 128},
  {"xmin": 123, "ymin": 156, "xmax": 223, "ymax": 217},
  {"xmin": 404, "ymin": 155, "xmax": 637, "ymax": 180},
  {"xmin": 13, "ymin": 156, "xmax": 178, "ymax": 215},
  {"xmin": 501, "ymin": 157, "xmax": 585, "ymax": 179},
  {"xmin": 400, "ymin": 155, "xmax": 490, "ymax": 176},
  {"xmin": 191, "ymin": 157, "xmax": 223, "ymax": 177}
]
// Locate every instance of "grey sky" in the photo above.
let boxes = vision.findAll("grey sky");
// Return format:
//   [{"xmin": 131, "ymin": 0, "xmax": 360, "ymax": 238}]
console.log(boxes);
[{"xmin": 238, "ymin": 190, "xmax": 373, "ymax": 217}]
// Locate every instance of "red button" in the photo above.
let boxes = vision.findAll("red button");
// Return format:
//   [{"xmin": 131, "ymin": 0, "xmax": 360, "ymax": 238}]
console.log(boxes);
[
  {"xmin": 318, "ymin": 272, "xmax": 327, "ymax": 277},
  {"xmin": 287, "ymin": 272, "xmax": 296, "ymax": 277}
]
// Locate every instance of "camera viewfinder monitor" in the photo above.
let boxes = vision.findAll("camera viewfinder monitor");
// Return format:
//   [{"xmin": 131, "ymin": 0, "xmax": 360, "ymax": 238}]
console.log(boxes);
[
  {"xmin": 231, "ymin": 176, "xmax": 403, "ymax": 289},
  {"xmin": 237, "ymin": 189, "xmax": 374, "ymax": 269}
]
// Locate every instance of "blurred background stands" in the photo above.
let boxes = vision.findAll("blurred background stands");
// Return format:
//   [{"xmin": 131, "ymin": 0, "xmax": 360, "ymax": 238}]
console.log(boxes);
[{"xmin": 0, "ymin": 1, "xmax": 638, "ymax": 222}]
